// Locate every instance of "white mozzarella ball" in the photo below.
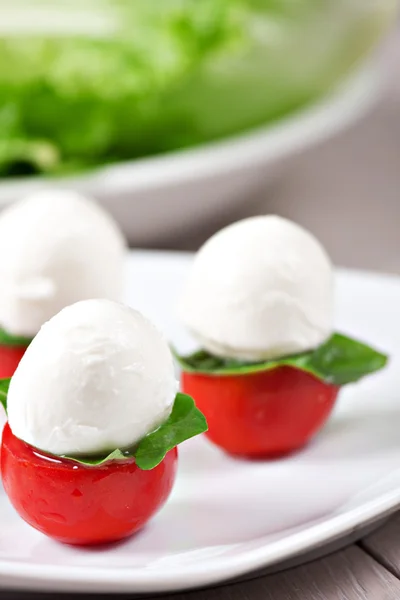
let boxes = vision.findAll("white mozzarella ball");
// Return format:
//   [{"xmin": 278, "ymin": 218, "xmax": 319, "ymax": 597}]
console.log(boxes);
[
  {"xmin": 0, "ymin": 189, "xmax": 126, "ymax": 337},
  {"xmin": 7, "ymin": 299, "xmax": 178, "ymax": 456},
  {"xmin": 179, "ymin": 216, "xmax": 334, "ymax": 361}
]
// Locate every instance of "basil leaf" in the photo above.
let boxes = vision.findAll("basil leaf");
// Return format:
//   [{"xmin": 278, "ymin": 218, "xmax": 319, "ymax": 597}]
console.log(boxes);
[
  {"xmin": 173, "ymin": 333, "xmax": 388, "ymax": 386},
  {"xmin": 305, "ymin": 334, "xmax": 388, "ymax": 385},
  {"xmin": 135, "ymin": 393, "xmax": 208, "ymax": 470},
  {"xmin": 62, "ymin": 448, "xmax": 132, "ymax": 467},
  {"xmin": 0, "ymin": 327, "xmax": 32, "ymax": 348},
  {"xmin": 0, "ymin": 378, "xmax": 10, "ymax": 412},
  {"xmin": 0, "ymin": 383, "xmax": 207, "ymax": 470},
  {"xmin": 61, "ymin": 393, "xmax": 207, "ymax": 471}
]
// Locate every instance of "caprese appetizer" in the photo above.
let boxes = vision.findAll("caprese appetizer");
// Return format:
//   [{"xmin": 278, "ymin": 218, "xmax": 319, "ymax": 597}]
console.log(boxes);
[
  {"xmin": 0, "ymin": 189, "xmax": 126, "ymax": 377},
  {"xmin": 0, "ymin": 299, "xmax": 207, "ymax": 545},
  {"xmin": 176, "ymin": 216, "xmax": 387, "ymax": 458}
]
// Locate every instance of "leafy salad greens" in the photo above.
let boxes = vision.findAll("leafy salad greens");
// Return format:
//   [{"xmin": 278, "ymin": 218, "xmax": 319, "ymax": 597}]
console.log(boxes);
[{"xmin": 0, "ymin": 0, "xmax": 394, "ymax": 176}]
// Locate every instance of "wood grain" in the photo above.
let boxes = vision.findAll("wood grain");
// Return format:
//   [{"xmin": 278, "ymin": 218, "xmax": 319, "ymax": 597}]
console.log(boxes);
[
  {"xmin": 177, "ymin": 547, "xmax": 400, "ymax": 600},
  {"xmin": 361, "ymin": 513, "xmax": 400, "ymax": 579}
]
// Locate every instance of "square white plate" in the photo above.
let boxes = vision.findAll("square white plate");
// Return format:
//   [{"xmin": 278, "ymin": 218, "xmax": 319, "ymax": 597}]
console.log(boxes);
[{"xmin": 0, "ymin": 250, "xmax": 398, "ymax": 594}]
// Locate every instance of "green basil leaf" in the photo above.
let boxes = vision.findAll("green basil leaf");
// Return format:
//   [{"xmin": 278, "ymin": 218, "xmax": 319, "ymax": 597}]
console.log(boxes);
[
  {"xmin": 173, "ymin": 333, "xmax": 388, "ymax": 386},
  {"xmin": 61, "ymin": 448, "xmax": 132, "ymax": 467},
  {"xmin": 0, "ymin": 383, "xmax": 207, "ymax": 470},
  {"xmin": 0, "ymin": 327, "xmax": 32, "ymax": 348},
  {"xmin": 134, "ymin": 392, "xmax": 208, "ymax": 470},
  {"xmin": 61, "ymin": 393, "xmax": 207, "ymax": 470},
  {"xmin": 305, "ymin": 334, "xmax": 388, "ymax": 385},
  {"xmin": 0, "ymin": 378, "xmax": 10, "ymax": 412}
]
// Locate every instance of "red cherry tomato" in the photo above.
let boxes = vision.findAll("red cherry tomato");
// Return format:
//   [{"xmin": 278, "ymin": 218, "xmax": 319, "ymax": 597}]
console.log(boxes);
[
  {"xmin": 182, "ymin": 366, "xmax": 339, "ymax": 458},
  {"xmin": 1, "ymin": 423, "xmax": 178, "ymax": 545},
  {"xmin": 0, "ymin": 344, "xmax": 28, "ymax": 378}
]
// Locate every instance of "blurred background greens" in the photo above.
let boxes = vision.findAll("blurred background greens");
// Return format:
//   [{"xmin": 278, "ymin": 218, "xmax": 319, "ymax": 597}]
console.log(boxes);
[{"xmin": 0, "ymin": 0, "xmax": 395, "ymax": 177}]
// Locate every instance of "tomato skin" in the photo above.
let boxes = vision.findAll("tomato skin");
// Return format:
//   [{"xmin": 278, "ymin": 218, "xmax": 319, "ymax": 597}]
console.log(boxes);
[
  {"xmin": 0, "ymin": 344, "xmax": 28, "ymax": 378},
  {"xmin": 182, "ymin": 367, "xmax": 339, "ymax": 458},
  {"xmin": 1, "ymin": 424, "xmax": 178, "ymax": 546}
]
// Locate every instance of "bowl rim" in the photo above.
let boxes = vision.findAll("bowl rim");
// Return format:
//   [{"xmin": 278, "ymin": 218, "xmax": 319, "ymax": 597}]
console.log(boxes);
[{"xmin": 0, "ymin": 62, "xmax": 380, "ymax": 201}]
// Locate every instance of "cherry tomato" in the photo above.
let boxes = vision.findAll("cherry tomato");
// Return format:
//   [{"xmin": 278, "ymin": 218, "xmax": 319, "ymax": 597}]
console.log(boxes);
[
  {"xmin": 1, "ymin": 423, "xmax": 178, "ymax": 545},
  {"xmin": 182, "ymin": 366, "xmax": 339, "ymax": 458},
  {"xmin": 0, "ymin": 344, "xmax": 28, "ymax": 378}
]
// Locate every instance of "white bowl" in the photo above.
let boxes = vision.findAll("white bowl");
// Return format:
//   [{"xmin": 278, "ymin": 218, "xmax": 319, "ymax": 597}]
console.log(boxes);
[{"xmin": 0, "ymin": 65, "xmax": 379, "ymax": 245}]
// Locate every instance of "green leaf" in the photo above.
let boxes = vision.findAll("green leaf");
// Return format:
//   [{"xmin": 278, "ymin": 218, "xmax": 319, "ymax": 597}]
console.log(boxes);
[
  {"xmin": 173, "ymin": 333, "xmax": 388, "ymax": 386},
  {"xmin": 0, "ymin": 382, "xmax": 207, "ymax": 470},
  {"xmin": 0, "ymin": 0, "xmax": 393, "ymax": 178},
  {"xmin": 62, "ymin": 447, "xmax": 132, "ymax": 467},
  {"xmin": 0, "ymin": 378, "xmax": 10, "ymax": 412},
  {"xmin": 134, "ymin": 393, "xmax": 208, "ymax": 470},
  {"xmin": 305, "ymin": 334, "xmax": 388, "ymax": 385},
  {"xmin": 61, "ymin": 393, "xmax": 207, "ymax": 471},
  {"xmin": 0, "ymin": 327, "xmax": 32, "ymax": 348}
]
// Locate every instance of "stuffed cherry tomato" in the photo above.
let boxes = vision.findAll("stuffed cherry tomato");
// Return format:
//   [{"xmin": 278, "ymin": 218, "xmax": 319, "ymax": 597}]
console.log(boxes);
[
  {"xmin": 177, "ymin": 216, "xmax": 387, "ymax": 458},
  {"xmin": 2, "ymin": 423, "xmax": 177, "ymax": 545},
  {"xmin": 182, "ymin": 367, "xmax": 338, "ymax": 457},
  {"xmin": 1, "ymin": 300, "xmax": 206, "ymax": 545}
]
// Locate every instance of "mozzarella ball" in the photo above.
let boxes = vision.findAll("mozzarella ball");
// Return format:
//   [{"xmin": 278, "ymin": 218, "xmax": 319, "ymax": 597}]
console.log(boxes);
[
  {"xmin": 7, "ymin": 299, "xmax": 178, "ymax": 456},
  {"xmin": 0, "ymin": 189, "xmax": 126, "ymax": 337},
  {"xmin": 179, "ymin": 216, "xmax": 334, "ymax": 361}
]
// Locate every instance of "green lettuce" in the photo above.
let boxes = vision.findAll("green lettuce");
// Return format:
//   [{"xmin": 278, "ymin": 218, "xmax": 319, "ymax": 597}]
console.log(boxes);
[{"xmin": 0, "ymin": 0, "xmax": 395, "ymax": 176}]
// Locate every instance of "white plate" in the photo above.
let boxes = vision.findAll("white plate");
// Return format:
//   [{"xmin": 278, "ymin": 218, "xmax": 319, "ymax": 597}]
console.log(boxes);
[
  {"xmin": 0, "ymin": 65, "xmax": 379, "ymax": 245},
  {"xmin": 0, "ymin": 250, "xmax": 399, "ymax": 594}
]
